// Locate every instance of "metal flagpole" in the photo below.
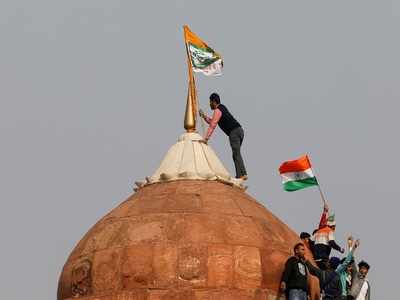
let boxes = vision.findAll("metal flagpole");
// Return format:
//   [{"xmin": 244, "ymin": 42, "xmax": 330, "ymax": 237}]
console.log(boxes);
[
  {"xmin": 313, "ymin": 161, "xmax": 327, "ymax": 205},
  {"xmin": 308, "ymin": 154, "xmax": 327, "ymax": 205},
  {"xmin": 184, "ymin": 26, "xmax": 198, "ymax": 127},
  {"xmin": 317, "ymin": 183, "xmax": 327, "ymax": 205}
]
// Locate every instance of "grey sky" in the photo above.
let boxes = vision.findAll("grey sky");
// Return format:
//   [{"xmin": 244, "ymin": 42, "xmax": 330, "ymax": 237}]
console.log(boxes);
[{"xmin": 1, "ymin": 1, "xmax": 397, "ymax": 298}]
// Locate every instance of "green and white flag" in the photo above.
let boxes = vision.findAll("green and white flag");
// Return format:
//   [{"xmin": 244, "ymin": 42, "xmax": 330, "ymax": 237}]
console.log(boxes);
[{"xmin": 184, "ymin": 26, "xmax": 223, "ymax": 76}]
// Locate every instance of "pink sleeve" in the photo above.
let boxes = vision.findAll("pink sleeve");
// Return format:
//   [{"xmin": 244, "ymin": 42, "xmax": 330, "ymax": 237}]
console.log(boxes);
[{"xmin": 205, "ymin": 109, "xmax": 222, "ymax": 140}]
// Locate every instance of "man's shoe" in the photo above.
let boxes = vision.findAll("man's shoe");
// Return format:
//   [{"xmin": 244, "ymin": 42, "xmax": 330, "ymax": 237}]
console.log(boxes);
[{"xmin": 240, "ymin": 175, "xmax": 248, "ymax": 181}]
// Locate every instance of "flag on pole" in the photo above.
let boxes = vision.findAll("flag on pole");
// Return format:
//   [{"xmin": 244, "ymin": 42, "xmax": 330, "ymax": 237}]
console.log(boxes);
[
  {"xmin": 279, "ymin": 155, "xmax": 319, "ymax": 192},
  {"xmin": 184, "ymin": 25, "xmax": 223, "ymax": 76}
]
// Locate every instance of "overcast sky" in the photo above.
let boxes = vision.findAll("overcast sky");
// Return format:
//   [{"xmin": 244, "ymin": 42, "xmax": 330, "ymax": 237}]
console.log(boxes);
[{"xmin": 1, "ymin": 1, "xmax": 398, "ymax": 298}]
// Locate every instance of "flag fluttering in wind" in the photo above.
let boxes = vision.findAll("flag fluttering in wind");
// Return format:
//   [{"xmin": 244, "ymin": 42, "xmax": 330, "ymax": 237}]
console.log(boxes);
[
  {"xmin": 279, "ymin": 155, "xmax": 319, "ymax": 192},
  {"xmin": 184, "ymin": 25, "xmax": 223, "ymax": 76}
]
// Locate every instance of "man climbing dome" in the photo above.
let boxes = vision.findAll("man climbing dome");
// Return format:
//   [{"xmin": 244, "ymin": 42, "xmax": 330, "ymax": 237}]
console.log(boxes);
[
  {"xmin": 199, "ymin": 92, "xmax": 248, "ymax": 180},
  {"xmin": 311, "ymin": 212, "xmax": 345, "ymax": 269}
]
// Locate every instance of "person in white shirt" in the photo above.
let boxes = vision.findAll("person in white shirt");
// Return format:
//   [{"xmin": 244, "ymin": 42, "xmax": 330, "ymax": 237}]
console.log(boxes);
[{"xmin": 348, "ymin": 260, "xmax": 371, "ymax": 300}]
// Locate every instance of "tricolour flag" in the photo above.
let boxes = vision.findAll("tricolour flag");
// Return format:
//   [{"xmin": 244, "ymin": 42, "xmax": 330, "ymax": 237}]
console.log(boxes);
[
  {"xmin": 279, "ymin": 155, "xmax": 318, "ymax": 192},
  {"xmin": 184, "ymin": 25, "xmax": 223, "ymax": 76}
]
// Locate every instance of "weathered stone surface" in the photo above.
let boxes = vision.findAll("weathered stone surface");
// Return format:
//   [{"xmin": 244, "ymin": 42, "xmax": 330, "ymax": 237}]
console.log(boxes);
[
  {"xmin": 125, "ymin": 215, "xmax": 166, "ymax": 244},
  {"xmin": 58, "ymin": 180, "xmax": 313, "ymax": 300},
  {"xmin": 233, "ymin": 246, "xmax": 262, "ymax": 290},
  {"xmin": 71, "ymin": 259, "xmax": 92, "ymax": 297},
  {"xmin": 153, "ymin": 243, "xmax": 178, "ymax": 287},
  {"xmin": 183, "ymin": 213, "xmax": 225, "ymax": 244},
  {"xmin": 165, "ymin": 214, "xmax": 185, "ymax": 242},
  {"xmin": 201, "ymin": 193, "xmax": 243, "ymax": 216},
  {"xmin": 121, "ymin": 244, "xmax": 154, "ymax": 289},
  {"xmin": 92, "ymin": 248, "xmax": 122, "ymax": 293},
  {"xmin": 164, "ymin": 193, "xmax": 201, "ymax": 213},
  {"xmin": 259, "ymin": 248, "xmax": 289, "ymax": 291},
  {"xmin": 207, "ymin": 244, "xmax": 233, "ymax": 288},
  {"xmin": 131, "ymin": 195, "xmax": 168, "ymax": 214},
  {"xmin": 224, "ymin": 215, "xmax": 264, "ymax": 247},
  {"xmin": 178, "ymin": 244, "xmax": 208, "ymax": 288},
  {"xmin": 194, "ymin": 289, "xmax": 254, "ymax": 300}
]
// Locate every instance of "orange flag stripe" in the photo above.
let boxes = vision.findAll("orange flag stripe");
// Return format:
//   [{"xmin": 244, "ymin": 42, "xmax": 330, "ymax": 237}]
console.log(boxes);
[
  {"xmin": 184, "ymin": 25, "xmax": 209, "ymax": 49},
  {"xmin": 279, "ymin": 155, "xmax": 312, "ymax": 174}
]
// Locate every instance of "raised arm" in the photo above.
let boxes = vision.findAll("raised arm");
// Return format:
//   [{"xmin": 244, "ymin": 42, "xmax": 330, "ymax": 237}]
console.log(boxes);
[
  {"xmin": 336, "ymin": 240, "xmax": 359, "ymax": 274},
  {"xmin": 328, "ymin": 240, "xmax": 344, "ymax": 253},
  {"xmin": 318, "ymin": 202, "xmax": 329, "ymax": 229},
  {"xmin": 204, "ymin": 108, "xmax": 222, "ymax": 141},
  {"xmin": 349, "ymin": 241, "xmax": 359, "ymax": 278},
  {"xmin": 328, "ymin": 230, "xmax": 344, "ymax": 253}
]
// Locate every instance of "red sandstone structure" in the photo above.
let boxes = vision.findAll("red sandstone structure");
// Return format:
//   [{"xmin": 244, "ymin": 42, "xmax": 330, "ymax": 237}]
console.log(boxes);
[
  {"xmin": 58, "ymin": 60, "xmax": 320, "ymax": 298},
  {"xmin": 58, "ymin": 178, "xmax": 319, "ymax": 299}
]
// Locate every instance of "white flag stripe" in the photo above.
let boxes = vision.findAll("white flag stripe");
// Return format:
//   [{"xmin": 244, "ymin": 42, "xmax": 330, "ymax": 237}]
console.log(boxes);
[
  {"xmin": 280, "ymin": 168, "xmax": 315, "ymax": 184},
  {"xmin": 193, "ymin": 59, "xmax": 223, "ymax": 76}
]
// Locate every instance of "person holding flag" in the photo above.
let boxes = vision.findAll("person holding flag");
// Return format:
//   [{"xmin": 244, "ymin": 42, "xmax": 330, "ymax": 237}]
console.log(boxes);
[
  {"xmin": 312, "ymin": 213, "xmax": 345, "ymax": 270},
  {"xmin": 183, "ymin": 26, "xmax": 247, "ymax": 180},
  {"xmin": 199, "ymin": 93, "xmax": 248, "ymax": 180},
  {"xmin": 279, "ymin": 155, "xmax": 344, "ymax": 269}
]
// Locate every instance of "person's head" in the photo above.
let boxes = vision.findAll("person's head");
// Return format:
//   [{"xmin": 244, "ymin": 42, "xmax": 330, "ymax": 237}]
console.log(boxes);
[
  {"xmin": 294, "ymin": 243, "xmax": 305, "ymax": 259},
  {"xmin": 341, "ymin": 257, "xmax": 355, "ymax": 274},
  {"xmin": 358, "ymin": 261, "xmax": 370, "ymax": 278},
  {"xmin": 319, "ymin": 259, "xmax": 330, "ymax": 270},
  {"xmin": 300, "ymin": 232, "xmax": 311, "ymax": 243},
  {"xmin": 329, "ymin": 257, "xmax": 341, "ymax": 270},
  {"xmin": 209, "ymin": 93, "xmax": 220, "ymax": 109}
]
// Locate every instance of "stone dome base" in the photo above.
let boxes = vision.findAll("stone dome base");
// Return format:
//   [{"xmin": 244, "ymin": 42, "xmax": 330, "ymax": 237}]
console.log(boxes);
[
  {"xmin": 63, "ymin": 288, "xmax": 285, "ymax": 300},
  {"xmin": 58, "ymin": 181, "xmax": 306, "ymax": 300}
]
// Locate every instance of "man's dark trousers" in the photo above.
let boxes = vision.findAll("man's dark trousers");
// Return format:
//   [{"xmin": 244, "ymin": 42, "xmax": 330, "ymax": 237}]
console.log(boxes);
[{"xmin": 229, "ymin": 127, "xmax": 247, "ymax": 178}]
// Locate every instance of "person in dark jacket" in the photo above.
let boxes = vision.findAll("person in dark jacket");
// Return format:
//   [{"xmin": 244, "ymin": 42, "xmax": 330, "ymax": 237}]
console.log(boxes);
[
  {"xmin": 199, "ymin": 93, "xmax": 247, "ymax": 179},
  {"xmin": 280, "ymin": 243, "xmax": 309, "ymax": 300}
]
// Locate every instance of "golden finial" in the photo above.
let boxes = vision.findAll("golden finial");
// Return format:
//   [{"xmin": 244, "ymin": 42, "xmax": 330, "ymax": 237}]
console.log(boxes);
[{"xmin": 184, "ymin": 81, "xmax": 196, "ymax": 132}]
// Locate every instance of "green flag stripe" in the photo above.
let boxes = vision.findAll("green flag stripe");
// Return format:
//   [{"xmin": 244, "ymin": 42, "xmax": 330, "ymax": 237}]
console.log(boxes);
[
  {"xmin": 188, "ymin": 42, "xmax": 220, "ymax": 69},
  {"xmin": 283, "ymin": 177, "xmax": 318, "ymax": 192}
]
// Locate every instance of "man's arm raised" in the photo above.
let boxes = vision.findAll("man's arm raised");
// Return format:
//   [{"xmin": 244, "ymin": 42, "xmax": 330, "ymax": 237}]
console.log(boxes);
[
  {"xmin": 318, "ymin": 202, "xmax": 329, "ymax": 229},
  {"xmin": 203, "ymin": 108, "xmax": 222, "ymax": 142}
]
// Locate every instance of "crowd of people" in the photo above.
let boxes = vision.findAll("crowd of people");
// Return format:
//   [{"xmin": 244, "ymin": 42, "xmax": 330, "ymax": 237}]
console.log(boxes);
[
  {"xmin": 280, "ymin": 203, "xmax": 371, "ymax": 300},
  {"xmin": 198, "ymin": 92, "xmax": 371, "ymax": 299}
]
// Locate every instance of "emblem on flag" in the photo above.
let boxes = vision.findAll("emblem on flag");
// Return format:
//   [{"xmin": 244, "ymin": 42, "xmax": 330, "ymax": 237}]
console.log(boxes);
[{"xmin": 184, "ymin": 26, "xmax": 223, "ymax": 76}]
